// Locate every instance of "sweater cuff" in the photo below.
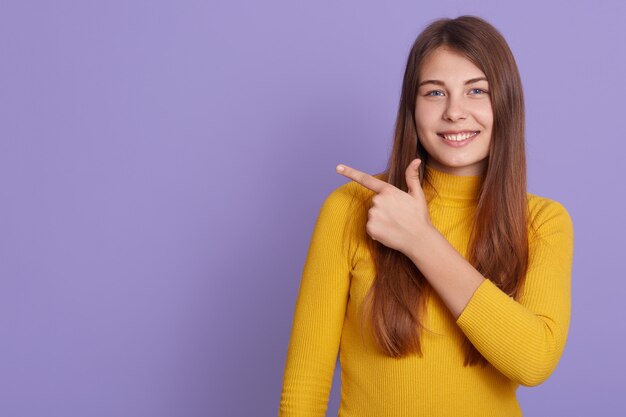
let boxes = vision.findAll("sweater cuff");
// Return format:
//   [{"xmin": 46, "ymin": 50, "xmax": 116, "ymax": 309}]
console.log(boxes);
[{"xmin": 456, "ymin": 279, "xmax": 511, "ymax": 330}]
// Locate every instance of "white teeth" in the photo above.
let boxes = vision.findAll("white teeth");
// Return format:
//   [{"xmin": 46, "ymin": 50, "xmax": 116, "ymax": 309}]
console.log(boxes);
[{"xmin": 441, "ymin": 132, "xmax": 477, "ymax": 141}]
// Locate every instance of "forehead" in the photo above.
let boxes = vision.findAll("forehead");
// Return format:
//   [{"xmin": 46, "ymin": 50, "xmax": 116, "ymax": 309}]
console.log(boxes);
[{"xmin": 419, "ymin": 47, "xmax": 486, "ymax": 82}]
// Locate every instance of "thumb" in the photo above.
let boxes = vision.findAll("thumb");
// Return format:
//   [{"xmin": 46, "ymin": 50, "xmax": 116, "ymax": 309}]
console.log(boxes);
[{"xmin": 405, "ymin": 159, "xmax": 423, "ymax": 198}]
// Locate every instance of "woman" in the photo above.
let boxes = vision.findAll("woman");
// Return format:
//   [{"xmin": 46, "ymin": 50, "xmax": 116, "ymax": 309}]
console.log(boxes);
[{"xmin": 279, "ymin": 15, "xmax": 573, "ymax": 417}]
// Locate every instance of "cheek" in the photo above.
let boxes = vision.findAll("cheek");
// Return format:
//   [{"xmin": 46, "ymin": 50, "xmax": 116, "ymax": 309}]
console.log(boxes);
[
  {"xmin": 414, "ymin": 105, "xmax": 441, "ymax": 133},
  {"xmin": 475, "ymin": 104, "xmax": 494, "ymax": 129}
]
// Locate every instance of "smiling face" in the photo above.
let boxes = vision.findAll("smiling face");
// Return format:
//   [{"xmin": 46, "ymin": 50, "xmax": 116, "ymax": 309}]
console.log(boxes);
[{"xmin": 415, "ymin": 47, "xmax": 493, "ymax": 176}]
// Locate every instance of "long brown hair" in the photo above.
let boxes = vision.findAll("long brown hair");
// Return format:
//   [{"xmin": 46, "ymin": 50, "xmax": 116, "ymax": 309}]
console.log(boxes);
[{"xmin": 361, "ymin": 16, "xmax": 529, "ymax": 366}]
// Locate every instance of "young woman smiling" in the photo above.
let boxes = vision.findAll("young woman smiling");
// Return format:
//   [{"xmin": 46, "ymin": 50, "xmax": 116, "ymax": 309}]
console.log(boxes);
[{"xmin": 279, "ymin": 16, "xmax": 573, "ymax": 417}]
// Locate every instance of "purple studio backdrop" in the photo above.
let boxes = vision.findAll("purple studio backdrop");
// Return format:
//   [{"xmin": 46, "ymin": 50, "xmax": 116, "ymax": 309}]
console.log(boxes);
[{"xmin": 1, "ymin": 0, "xmax": 624, "ymax": 416}]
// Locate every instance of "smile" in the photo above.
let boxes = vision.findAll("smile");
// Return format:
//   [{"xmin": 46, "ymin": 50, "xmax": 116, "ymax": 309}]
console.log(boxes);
[
  {"xmin": 437, "ymin": 131, "xmax": 479, "ymax": 147},
  {"xmin": 438, "ymin": 131, "xmax": 479, "ymax": 141}
]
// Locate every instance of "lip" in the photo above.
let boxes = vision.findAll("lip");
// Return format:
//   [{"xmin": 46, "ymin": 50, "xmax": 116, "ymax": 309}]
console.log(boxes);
[{"xmin": 437, "ymin": 131, "xmax": 479, "ymax": 147}]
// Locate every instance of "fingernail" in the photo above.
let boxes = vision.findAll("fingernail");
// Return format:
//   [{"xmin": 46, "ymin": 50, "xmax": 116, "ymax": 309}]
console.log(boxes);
[{"xmin": 336, "ymin": 164, "xmax": 345, "ymax": 172}]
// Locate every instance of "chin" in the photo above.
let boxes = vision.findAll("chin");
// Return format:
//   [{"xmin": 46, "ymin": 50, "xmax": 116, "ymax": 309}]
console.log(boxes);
[{"xmin": 432, "ymin": 156, "xmax": 487, "ymax": 174}]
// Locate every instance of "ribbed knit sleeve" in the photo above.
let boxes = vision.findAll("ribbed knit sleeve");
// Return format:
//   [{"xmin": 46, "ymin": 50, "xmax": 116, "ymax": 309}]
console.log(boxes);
[
  {"xmin": 278, "ymin": 184, "xmax": 355, "ymax": 417},
  {"xmin": 455, "ymin": 199, "xmax": 574, "ymax": 386}
]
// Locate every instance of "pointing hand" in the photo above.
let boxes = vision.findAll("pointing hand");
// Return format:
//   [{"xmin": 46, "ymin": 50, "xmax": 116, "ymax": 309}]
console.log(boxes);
[{"xmin": 335, "ymin": 159, "xmax": 431, "ymax": 255}]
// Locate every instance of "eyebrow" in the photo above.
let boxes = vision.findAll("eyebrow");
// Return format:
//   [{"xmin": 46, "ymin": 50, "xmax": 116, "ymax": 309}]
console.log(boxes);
[{"xmin": 418, "ymin": 77, "xmax": 488, "ymax": 87}]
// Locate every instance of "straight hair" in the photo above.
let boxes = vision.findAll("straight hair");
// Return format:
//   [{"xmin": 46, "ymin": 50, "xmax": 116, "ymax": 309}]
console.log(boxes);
[{"xmin": 359, "ymin": 16, "xmax": 529, "ymax": 366}]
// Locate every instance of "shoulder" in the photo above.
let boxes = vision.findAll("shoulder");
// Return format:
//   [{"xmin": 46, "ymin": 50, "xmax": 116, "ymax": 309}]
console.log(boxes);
[
  {"xmin": 312, "ymin": 177, "xmax": 381, "ymax": 247},
  {"xmin": 316, "ymin": 175, "xmax": 384, "ymax": 232},
  {"xmin": 322, "ymin": 174, "xmax": 382, "ymax": 210},
  {"xmin": 526, "ymin": 192, "xmax": 574, "ymax": 239}
]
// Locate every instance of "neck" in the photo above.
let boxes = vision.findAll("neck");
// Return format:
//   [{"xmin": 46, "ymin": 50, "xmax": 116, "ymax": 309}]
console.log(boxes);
[{"xmin": 423, "ymin": 164, "xmax": 484, "ymax": 207}]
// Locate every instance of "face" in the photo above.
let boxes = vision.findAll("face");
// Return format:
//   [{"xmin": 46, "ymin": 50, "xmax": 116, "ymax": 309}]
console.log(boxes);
[{"xmin": 415, "ymin": 47, "xmax": 493, "ymax": 176}]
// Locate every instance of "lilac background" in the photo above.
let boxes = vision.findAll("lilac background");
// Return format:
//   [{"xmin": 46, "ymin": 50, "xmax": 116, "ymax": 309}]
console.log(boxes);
[{"xmin": 1, "ymin": 0, "xmax": 624, "ymax": 416}]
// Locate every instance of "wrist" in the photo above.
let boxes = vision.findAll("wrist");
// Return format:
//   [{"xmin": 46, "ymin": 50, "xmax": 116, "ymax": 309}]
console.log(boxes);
[{"xmin": 404, "ymin": 223, "xmax": 440, "ymax": 264}]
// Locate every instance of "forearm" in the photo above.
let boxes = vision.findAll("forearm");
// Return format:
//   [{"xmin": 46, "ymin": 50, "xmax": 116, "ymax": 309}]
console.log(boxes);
[{"xmin": 405, "ymin": 224, "xmax": 485, "ymax": 319}]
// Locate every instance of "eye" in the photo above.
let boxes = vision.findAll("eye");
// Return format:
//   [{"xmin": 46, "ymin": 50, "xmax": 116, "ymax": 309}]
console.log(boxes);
[
  {"xmin": 469, "ymin": 88, "xmax": 488, "ymax": 95},
  {"xmin": 425, "ymin": 90, "xmax": 445, "ymax": 97}
]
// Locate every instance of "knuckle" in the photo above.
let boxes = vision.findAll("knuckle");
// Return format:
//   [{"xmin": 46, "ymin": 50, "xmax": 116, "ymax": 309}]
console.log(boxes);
[{"xmin": 381, "ymin": 184, "xmax": 394, "ymax": 194}]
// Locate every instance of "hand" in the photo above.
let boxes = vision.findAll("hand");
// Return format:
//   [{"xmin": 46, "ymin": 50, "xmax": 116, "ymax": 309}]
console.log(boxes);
[{"xmin": 335, "ymin": 159, "xmax": 431, "ymax": 255}]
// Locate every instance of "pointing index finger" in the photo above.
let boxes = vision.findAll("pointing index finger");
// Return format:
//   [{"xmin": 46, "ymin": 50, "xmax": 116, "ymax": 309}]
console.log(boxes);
[{"xmin": 336, "ymin": 164, "xmax": 388, "ymax": 194}]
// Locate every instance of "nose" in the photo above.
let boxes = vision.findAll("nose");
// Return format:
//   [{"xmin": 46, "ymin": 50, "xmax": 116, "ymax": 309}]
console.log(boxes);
[{"xmin": 443, "ymin": 95, "xmax": 468, "ymax": 122}]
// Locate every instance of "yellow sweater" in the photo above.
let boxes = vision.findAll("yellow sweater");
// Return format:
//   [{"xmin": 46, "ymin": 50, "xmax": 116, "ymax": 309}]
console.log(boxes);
[{"xmin": 279, "ymin": 166, "xmax": 573, "ymax": 417}]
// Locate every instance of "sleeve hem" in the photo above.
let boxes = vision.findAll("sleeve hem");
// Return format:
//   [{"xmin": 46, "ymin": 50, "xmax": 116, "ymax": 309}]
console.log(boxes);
[{"xmin": 455, "ymin": 278, "xmax": 499, "ymax": 327}]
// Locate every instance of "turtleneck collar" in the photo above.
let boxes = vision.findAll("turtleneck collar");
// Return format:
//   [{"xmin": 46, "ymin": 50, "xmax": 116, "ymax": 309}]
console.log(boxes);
[{"xmin": 422, "ymin": 164, "xmax": 484, "ymax": 207}]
